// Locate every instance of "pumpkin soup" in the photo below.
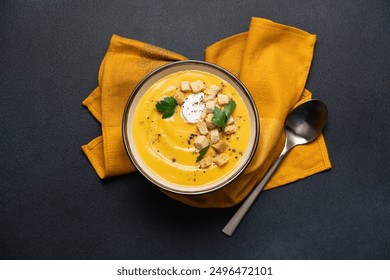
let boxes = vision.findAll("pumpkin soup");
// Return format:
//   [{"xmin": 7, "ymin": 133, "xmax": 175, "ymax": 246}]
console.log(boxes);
[{"xmin": 132, "ymin": 70, "xmax": 251, "ymax": 187}]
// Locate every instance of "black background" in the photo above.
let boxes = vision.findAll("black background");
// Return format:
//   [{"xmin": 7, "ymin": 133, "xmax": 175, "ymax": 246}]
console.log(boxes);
[{"xmin": 1, "ymin": 0, "xmax": 389, "ymax": 259}]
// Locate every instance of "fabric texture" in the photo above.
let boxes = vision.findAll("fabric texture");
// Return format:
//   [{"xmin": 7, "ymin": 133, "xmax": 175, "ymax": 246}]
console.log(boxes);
[{"xmin": 82, "ymin": 17, "xmax": 331, "ymax": 208}]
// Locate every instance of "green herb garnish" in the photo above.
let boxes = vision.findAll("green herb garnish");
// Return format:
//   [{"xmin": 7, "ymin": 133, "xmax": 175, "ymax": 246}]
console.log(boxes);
[
  {"xmin": 224, "ymin": 99, "xmax": 236, "ymax": 119},
  {"xmin": 196, "ymin": 145, "xmax": 209, "ymax": 162},
  {"xmin": 212, "ymin": 107, "xmax": 227, "ymax": 131},
  {"xmin": 212, "ymin": 99, "xmax": 236, "ymax": 132},
  {"xmin": 155, "ymin": 96, "xmax": 177, "ymax": 118}
]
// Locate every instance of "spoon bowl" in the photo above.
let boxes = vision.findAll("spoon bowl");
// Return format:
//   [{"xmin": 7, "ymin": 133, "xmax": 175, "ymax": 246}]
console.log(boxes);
[
  {"xmin": 285, "ymin": 99, "xmax": 328, "ymax": 149},
  {"xmin": 222, "ymin": 99, "xmax": 328, "ymax": 236}
]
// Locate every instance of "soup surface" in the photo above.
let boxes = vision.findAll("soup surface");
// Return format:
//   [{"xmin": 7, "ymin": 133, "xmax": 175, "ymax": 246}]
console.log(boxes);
[{"xmin": 132, "ymin": 70, "xmax": 251, "ymax": 187}]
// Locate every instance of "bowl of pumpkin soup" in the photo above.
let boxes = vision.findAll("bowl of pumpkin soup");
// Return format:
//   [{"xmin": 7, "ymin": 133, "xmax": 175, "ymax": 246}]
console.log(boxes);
[{"xmin": 122, "ymin": 60, "xmax": 259, "ymax": 195}]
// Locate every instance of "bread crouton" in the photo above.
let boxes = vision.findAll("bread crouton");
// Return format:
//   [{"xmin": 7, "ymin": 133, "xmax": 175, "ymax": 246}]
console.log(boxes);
[
  {"xmin": 194, "ymin": 135, "xmax": 209, "ymax": 150},
  {"xmin": 205, "ymin": 100, "xmax": 216, "ymax": 113},
  {"xmin": 173, "ymin": 90, "xmax": 185, "ymax": 105},
  {"xmin": 180, "ymin": 81, "xmax": 191, "ymax": 92},
  {"xmin": 213, "ymin": 153, "xmax": 229, "ymax": 166},
  {"xmin": 224, "ymin": 124, "xmax": 236, "ymax": 135},
  {"xmin": 211, "ymin": 140, "xmax": 228, "ymax": 153},
  {"xmin": 210, "ymin": 129, "xmax": 219, "ymax": 144},
  {"xmin": 199, "ymin": 157, "xmax": 212, "ymax": 168},
  {"xmin": 205, "ymin": 84, "xmax": 221, "ymax": 96},
  {"xmin": 196, "ymin": 121, "xmax": 208, "ymax": 135},
  {"xmin": 200, "ymin": 109, "xmax": 207, "ymax": 120},
  {"xmin": 203, "ymin": 94, "xmax": 215, "ymax": 103},
  {"xmin": 217, "ymin": 94, "xmax": 229, "ymax": 105},
  {"xmin": 205, "ymin": 113, "xmax": 216, "ymax": 129},
  {"xmin": 190, "ymin": 80, "xmax": 206, "ymax": 93}
]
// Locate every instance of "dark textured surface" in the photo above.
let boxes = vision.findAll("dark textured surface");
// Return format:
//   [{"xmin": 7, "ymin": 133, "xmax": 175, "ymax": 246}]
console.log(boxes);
[{"xmin": 1, "ymin": 0, "xmax": 389, "ymax": 260}]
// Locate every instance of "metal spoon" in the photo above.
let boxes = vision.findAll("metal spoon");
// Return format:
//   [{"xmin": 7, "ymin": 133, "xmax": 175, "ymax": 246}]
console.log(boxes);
[{"xmin": 222, "ymin": 99, "xmax": 328, "ymax": 236}]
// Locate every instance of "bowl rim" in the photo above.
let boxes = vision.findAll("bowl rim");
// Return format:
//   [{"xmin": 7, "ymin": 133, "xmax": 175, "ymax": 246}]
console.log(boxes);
[{"xmin": 122, "ymin": 60, "xmax": 259, "ymax": 195}]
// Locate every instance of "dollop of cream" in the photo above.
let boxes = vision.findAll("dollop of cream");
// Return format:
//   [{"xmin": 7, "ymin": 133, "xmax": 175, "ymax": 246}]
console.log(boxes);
[{"xmin": 180, "ymin": 93, "xmax": 205, "ymax": 123}]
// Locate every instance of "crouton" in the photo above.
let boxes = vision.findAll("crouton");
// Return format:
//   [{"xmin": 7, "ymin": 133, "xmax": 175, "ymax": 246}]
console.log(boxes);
[
  {"xmin": 200, "ymin": 109, "xmax": 207, "ymax": 120},
  {"xmin": 196, "ymin": 121, "xmax": 208, "ymax": 135},
  {"xmin": 180, "ymin": 81, "xmax": 191, "ymax": 92},
  {"xmin": 173, "ymin": 90, "xmax": 185, "ymax": 105},
  {"xmin": 199, "ymin": 157, "xmax": 212, "ymax": 169},
  {"xmin": 227, "ymin": 115, "xmax": 235, "ymax": 125},
  {"xmin": 203, "ymin": 94, "xmax": 215, "ymax": 103},
  {"xmin": 210, "ymin": 129, "xmax": 219, "ymax": 144},
  {"xmin": 205, "ymin": 100, "xmax": 216, "ymax": 113},
  {"xmin": 194, "ymin": 135, "xmax": 209, "ymax": 150},
  {"xmin": 205, "ymin": 113, "xmax": 215, "ymax": 129},
  {"xmin": 211, "ymin": 140, "xmax": 228, "ymax": 153},
  {"xmin": 213, "ymin": 153, "xmax": 229, "ymax": 166},
  {"xmin": 217, "ymin": 94, "xmax": 229, "ymax": 105},
  {"xmin": 190, "ymin": 80, "xmax": 206, "ymax": 93},
  {"xmin": 205, "ymin": 84, "xmax": 221, "ymax": 96},
  {"xmin": 224, "ymin": 124, "xmax": 236, "ymax": 135}
]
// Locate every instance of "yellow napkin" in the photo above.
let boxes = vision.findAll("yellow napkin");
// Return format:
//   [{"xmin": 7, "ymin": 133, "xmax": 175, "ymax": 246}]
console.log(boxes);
[{"xmin": 82, "ymin": 17, "xmax": 331, "ymax": 208}]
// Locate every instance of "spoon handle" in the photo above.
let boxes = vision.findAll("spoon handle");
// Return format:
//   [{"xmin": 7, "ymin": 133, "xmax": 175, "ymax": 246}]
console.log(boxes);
[{"xmin": 222, "ymin": 148, "xmax": 287, "ymax": 236}]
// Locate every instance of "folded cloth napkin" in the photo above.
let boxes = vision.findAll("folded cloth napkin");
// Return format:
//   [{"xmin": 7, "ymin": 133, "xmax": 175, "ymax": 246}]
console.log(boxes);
[{"xmin": 82, "ymin": 17, "xmax": 331, "ymax": 208}]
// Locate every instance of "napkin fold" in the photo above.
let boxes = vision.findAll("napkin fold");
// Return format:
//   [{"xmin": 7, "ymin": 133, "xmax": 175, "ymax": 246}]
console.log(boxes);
[{"xmin": 82, "ymin": 17, "xmax": 331, "ymax": 208}]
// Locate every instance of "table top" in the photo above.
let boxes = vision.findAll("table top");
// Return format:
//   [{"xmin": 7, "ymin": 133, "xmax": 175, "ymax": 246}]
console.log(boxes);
[{"xmin": 1, "ymin": 0, "xmax": 389, "ymax": 260}]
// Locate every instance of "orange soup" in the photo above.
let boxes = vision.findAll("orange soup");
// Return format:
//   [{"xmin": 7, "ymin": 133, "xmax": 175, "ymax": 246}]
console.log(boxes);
[{"xmin": 132, "ymin": 70, "xmax": 251, "ymax": 187}]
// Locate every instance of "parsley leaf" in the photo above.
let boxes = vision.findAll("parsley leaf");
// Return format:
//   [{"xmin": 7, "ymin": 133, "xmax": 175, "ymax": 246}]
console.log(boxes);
[
  {"xmin": 212, "ymin": 99, "xmax": 236, "ymax": 132},
  {"xmin": 196, "ymin": 145, "xmax": 209, "ymax": 162},
  {"xmin": 155, "ymin": 96, "xmax": 177, "ymax": 118},
  {"xmin": 224, "ymin": 99, "xmax": 236, "ymax": 120},
  {"xmin": 212, "ymin": 107, "xmax": 227, "ymax": 131}
]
